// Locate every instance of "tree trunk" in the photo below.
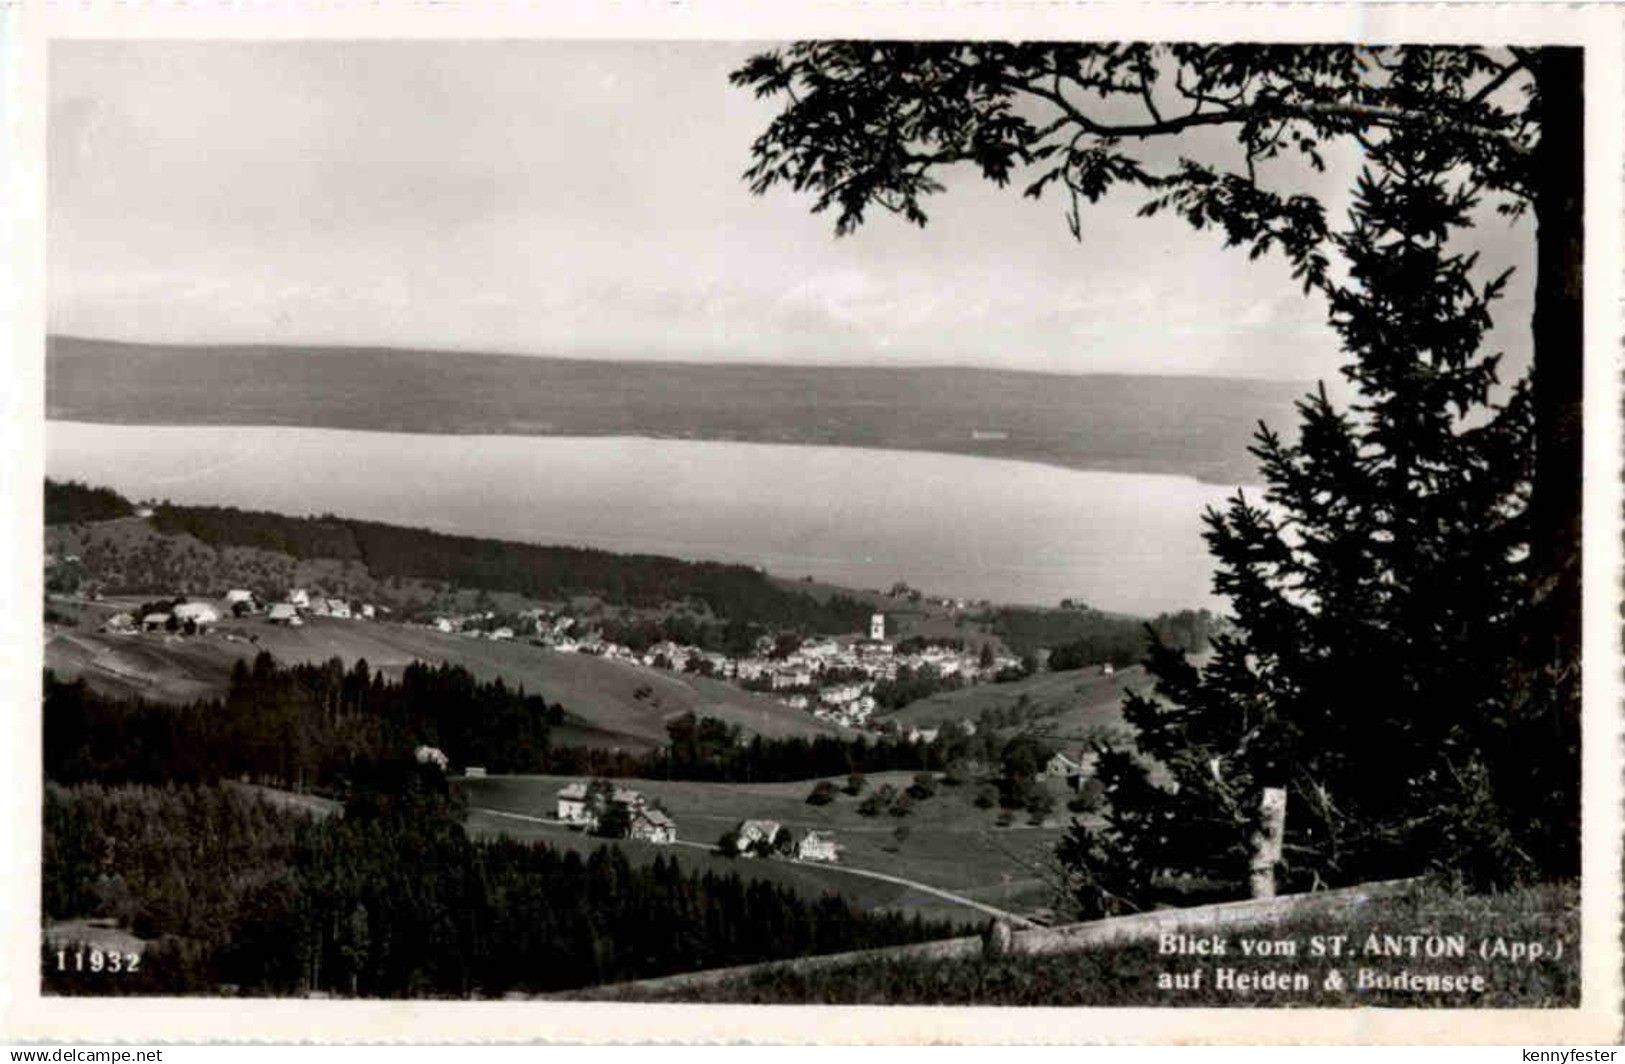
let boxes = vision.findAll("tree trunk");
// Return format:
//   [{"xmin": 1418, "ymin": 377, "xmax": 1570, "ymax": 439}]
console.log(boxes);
[
  {"xmin": 1526, "ymin": 47, "xmax": 1584, "ymax": 877},
  {"xmin": 1249, "ymin": 787, "xmax": 1288, "ymax": 899},
  {"xmin": 1530, "ymin": 47, "xmax": 1584, "ymax": 670}
]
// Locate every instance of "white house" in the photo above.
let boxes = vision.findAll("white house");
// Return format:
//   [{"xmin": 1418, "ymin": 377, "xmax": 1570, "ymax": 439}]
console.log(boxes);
[
  {"xmin": 359, "ymin": 604, "xmax": 376, "ymax": 620},
  {"xmin": 556, "ymin": 782, "xmax": 591, "ymax": 825},
  {"xmin": 1042, "ymin": 750, "xmax": 1098, "ymax": 789},
  {"xmin": 267, "ymin": 603, "xmax": 303, "ymax": 626},
  {"xmin": 288, "ymin": 588, "xmax": 310, "ymax": 608},
  {"xmin": 869, "ymin": 613, "xmax": 886, "ymax": 641},
  {"xmin": 224, "ymin": 589, "xmax": 255, "ymax": 606},
  {"xmin": 1043, "ymin": 752, "xmax": 1082, "ymax": 779},
  {"xmin": 797, "ymin": 831, "xmax": 839, "ymax": 863},
  {"xmin": 141, "ymin": 613, "xmax": 171, "ymax": 632},
  {"xmin": 326, "ymin": 599, "xmax": 352, "ymax": 619},
  {"xmin": 172, "ymin": 601, "xmax": 221, "ymax": 626}
]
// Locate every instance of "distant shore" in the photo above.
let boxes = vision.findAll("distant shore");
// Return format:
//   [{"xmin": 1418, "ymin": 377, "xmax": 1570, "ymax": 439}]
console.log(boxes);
[{"xmin": 48, "ymin": 335, "xmax": 1308, "ymax": 486}]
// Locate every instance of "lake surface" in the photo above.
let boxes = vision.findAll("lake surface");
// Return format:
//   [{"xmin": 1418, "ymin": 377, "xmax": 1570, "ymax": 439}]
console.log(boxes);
[{"xmin": 47, "ymin": 422, "xmax": 1246, "ymax": 613}]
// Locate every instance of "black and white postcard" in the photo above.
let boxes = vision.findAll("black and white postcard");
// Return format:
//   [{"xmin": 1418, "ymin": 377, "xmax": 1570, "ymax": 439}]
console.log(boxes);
[{"xmin": 4, "ymin": 1, "xmax": 1622, "ymax": 1045}]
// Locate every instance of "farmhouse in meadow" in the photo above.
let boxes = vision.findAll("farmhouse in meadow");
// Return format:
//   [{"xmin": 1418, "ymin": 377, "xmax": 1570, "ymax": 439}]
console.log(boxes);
[
  {"xmin": 267, "ymin": 603, "xmax": 303, "ymax": 626},
  {"xmin": 796, "ymin": 830, "xmax": 839, "ymax": 862},
  {"xmin": 628, "ymin": 806, "xmax": 677, "ymax": 844},
  {"xmin": 1042, "ymin": 750, "xmax": 1099, "ymax": 791},
  {"xmin": 730, "ymin": 819, "xmax": 785, "ymax": 857},
  {"xmin": 556, "ymin": 782, "xmax": 591, "ymax": 824},
  {"xmin": 172, "ymin": 601, "xmax": 221, "ymax": 627}
]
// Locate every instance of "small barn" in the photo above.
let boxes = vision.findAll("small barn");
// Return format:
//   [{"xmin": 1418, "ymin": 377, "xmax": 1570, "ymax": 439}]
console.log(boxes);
[
  {"xmin": 628, "ymin": 807, "xmax": 677, "ymax": 844},
  {"xmin": 556, "ymin": 782, "xmax": 591, "ymax": 825},
  {"xmin": 797, "ymin": 830, "xmax": 839, "ymax": 863},
  {"xmin": 172, "ymin": 602, "xmax": 221, "ymax": 627},
  {"xmin": 141, "ymin": 613, "xmax": 171, "ymax": 632}
]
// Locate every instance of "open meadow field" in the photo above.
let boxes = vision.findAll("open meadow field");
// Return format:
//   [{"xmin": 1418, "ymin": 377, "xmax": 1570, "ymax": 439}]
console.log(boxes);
[
  {"xmin": 881, "ymin": 663, "xmax": 1154, "ymax": 740},
  {"xmin": 45, "ymin": 607, "xmax": 845, "ymax": 748},
  {"xmin": 460, "ymin": 771, "xmax": 1074, "ymax": 921},
  {"xmin": 225, "ymin": 778, "xmax": 1001, "ymax": 926}
]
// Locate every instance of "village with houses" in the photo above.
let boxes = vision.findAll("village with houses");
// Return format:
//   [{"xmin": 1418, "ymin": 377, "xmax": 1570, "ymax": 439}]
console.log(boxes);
[
  {"xmin": 75, "ymin": 560, "xmax": 1039, "ymax": 739},
  {"xmin": 415, "ymin": 607, "xmax": 1029, "ymax": 733},
  {"xmin": 43, "ymin": 483, "xmax": 1146, "ymax": 946}
]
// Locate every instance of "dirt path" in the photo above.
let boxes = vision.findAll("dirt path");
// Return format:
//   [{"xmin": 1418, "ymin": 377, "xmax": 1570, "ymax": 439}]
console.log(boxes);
[{"xmin": 470, "ymin": 806, "xmax": 1037, "ymax": 928}]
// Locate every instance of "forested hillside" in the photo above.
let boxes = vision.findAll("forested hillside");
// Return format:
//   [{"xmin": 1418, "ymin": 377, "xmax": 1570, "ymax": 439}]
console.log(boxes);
[
  {"xmin": 45, "ymin": 479, "xmax": 134, "ymax": 525},
  {"xmin": 43, "ymin": 781, "xmax": 957, "ymax": 996},
  {"xmin": 148, "ymin": 503, "xmax": 871, "ymax": 632},
  {"xmin": 45, "ymin": 478, "xmax": 871, "ymax": 637}
]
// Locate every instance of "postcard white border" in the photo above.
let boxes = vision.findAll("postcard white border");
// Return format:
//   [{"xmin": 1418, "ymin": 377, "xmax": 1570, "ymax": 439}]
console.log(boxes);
[{"xmin": 4, "ymin": 0, "xmax": 1621, "ymax": 1045}]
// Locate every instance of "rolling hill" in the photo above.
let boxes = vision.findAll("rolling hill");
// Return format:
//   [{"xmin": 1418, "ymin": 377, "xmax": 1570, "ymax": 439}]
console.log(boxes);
[
  {"xmin": 881, "ymin": 664, "xmax": 1154, "ymax": 740},
  {"xmin": 45, "ymin": 612, "xmax": 846, "ymax": 750}
]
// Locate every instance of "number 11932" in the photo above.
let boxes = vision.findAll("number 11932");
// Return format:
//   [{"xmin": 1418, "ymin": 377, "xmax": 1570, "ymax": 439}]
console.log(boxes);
[{"xmin": 53, "ymin": 947, "xmax": 141, "ymax": 974}]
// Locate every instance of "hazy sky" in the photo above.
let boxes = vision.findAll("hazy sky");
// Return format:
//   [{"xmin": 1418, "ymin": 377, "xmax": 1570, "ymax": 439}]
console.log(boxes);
[{"xmin": 49, "ymin": 41, "xmax": 1535, "ymax": 382}]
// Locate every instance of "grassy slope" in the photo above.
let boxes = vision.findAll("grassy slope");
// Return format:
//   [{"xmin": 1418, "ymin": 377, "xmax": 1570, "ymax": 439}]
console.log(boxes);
[
  {"xmin": 881, "ymin": 664, "xmax": 1155, "ymax": 740},
  {"xmin": 45, "ymin": 612, "xmax": 844, "ymax": 748},
  {"xmin": 608, "ymin": 880, "xmax": 1581, "ymax": 1007},
  {"xmin": 234, "ymin": 778, "xmax": 985, "ymax": 925},
  {"xmin": 461, "ymin": 772, "xmax": 1071, "ymax": 912}
]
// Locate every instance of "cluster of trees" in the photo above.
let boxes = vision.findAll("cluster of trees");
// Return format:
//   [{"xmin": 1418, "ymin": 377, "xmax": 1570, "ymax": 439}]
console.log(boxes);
[
  {"xmin": 658, "ymin": 713, "xmax": 1076, "ymax": 789},
  {"xmin": 733, "ymin": 43, "xmax": 1580, "ymax": 900},
  {"xmin": 597, "ymin": 612, "xmax": 764, "ymax": 658},
  {"xmin": 45, "ymin": 479, "xmax": 136, "ymax": 526},
  {"xmin": 148, "ymin": 502, "xmax": 872, "ymax": 633},
  {"xmin": 657, "ymin": 713, "xmax": 946, "ymax": 782},
  {"xmin": 43, "ymin": 778, "xmax": 958, "ymax": 997},
  {"xmin": 44, "ymin": 655, "xmax": 564, "ymax": 791},
  {"xmin": 43, "ymin": 653, "xmax": 1058, "ymax": 795},
  {"xmin": 870, "ymin": 663, "xmax": 967, "ymax": 711},
  {"xmin": 987, "ymin": 607, "xmax": 1217, "ymax": 662},
  {"xmin": 847, "ymin": 773, "xmax": 941, "ymax": 818}
]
